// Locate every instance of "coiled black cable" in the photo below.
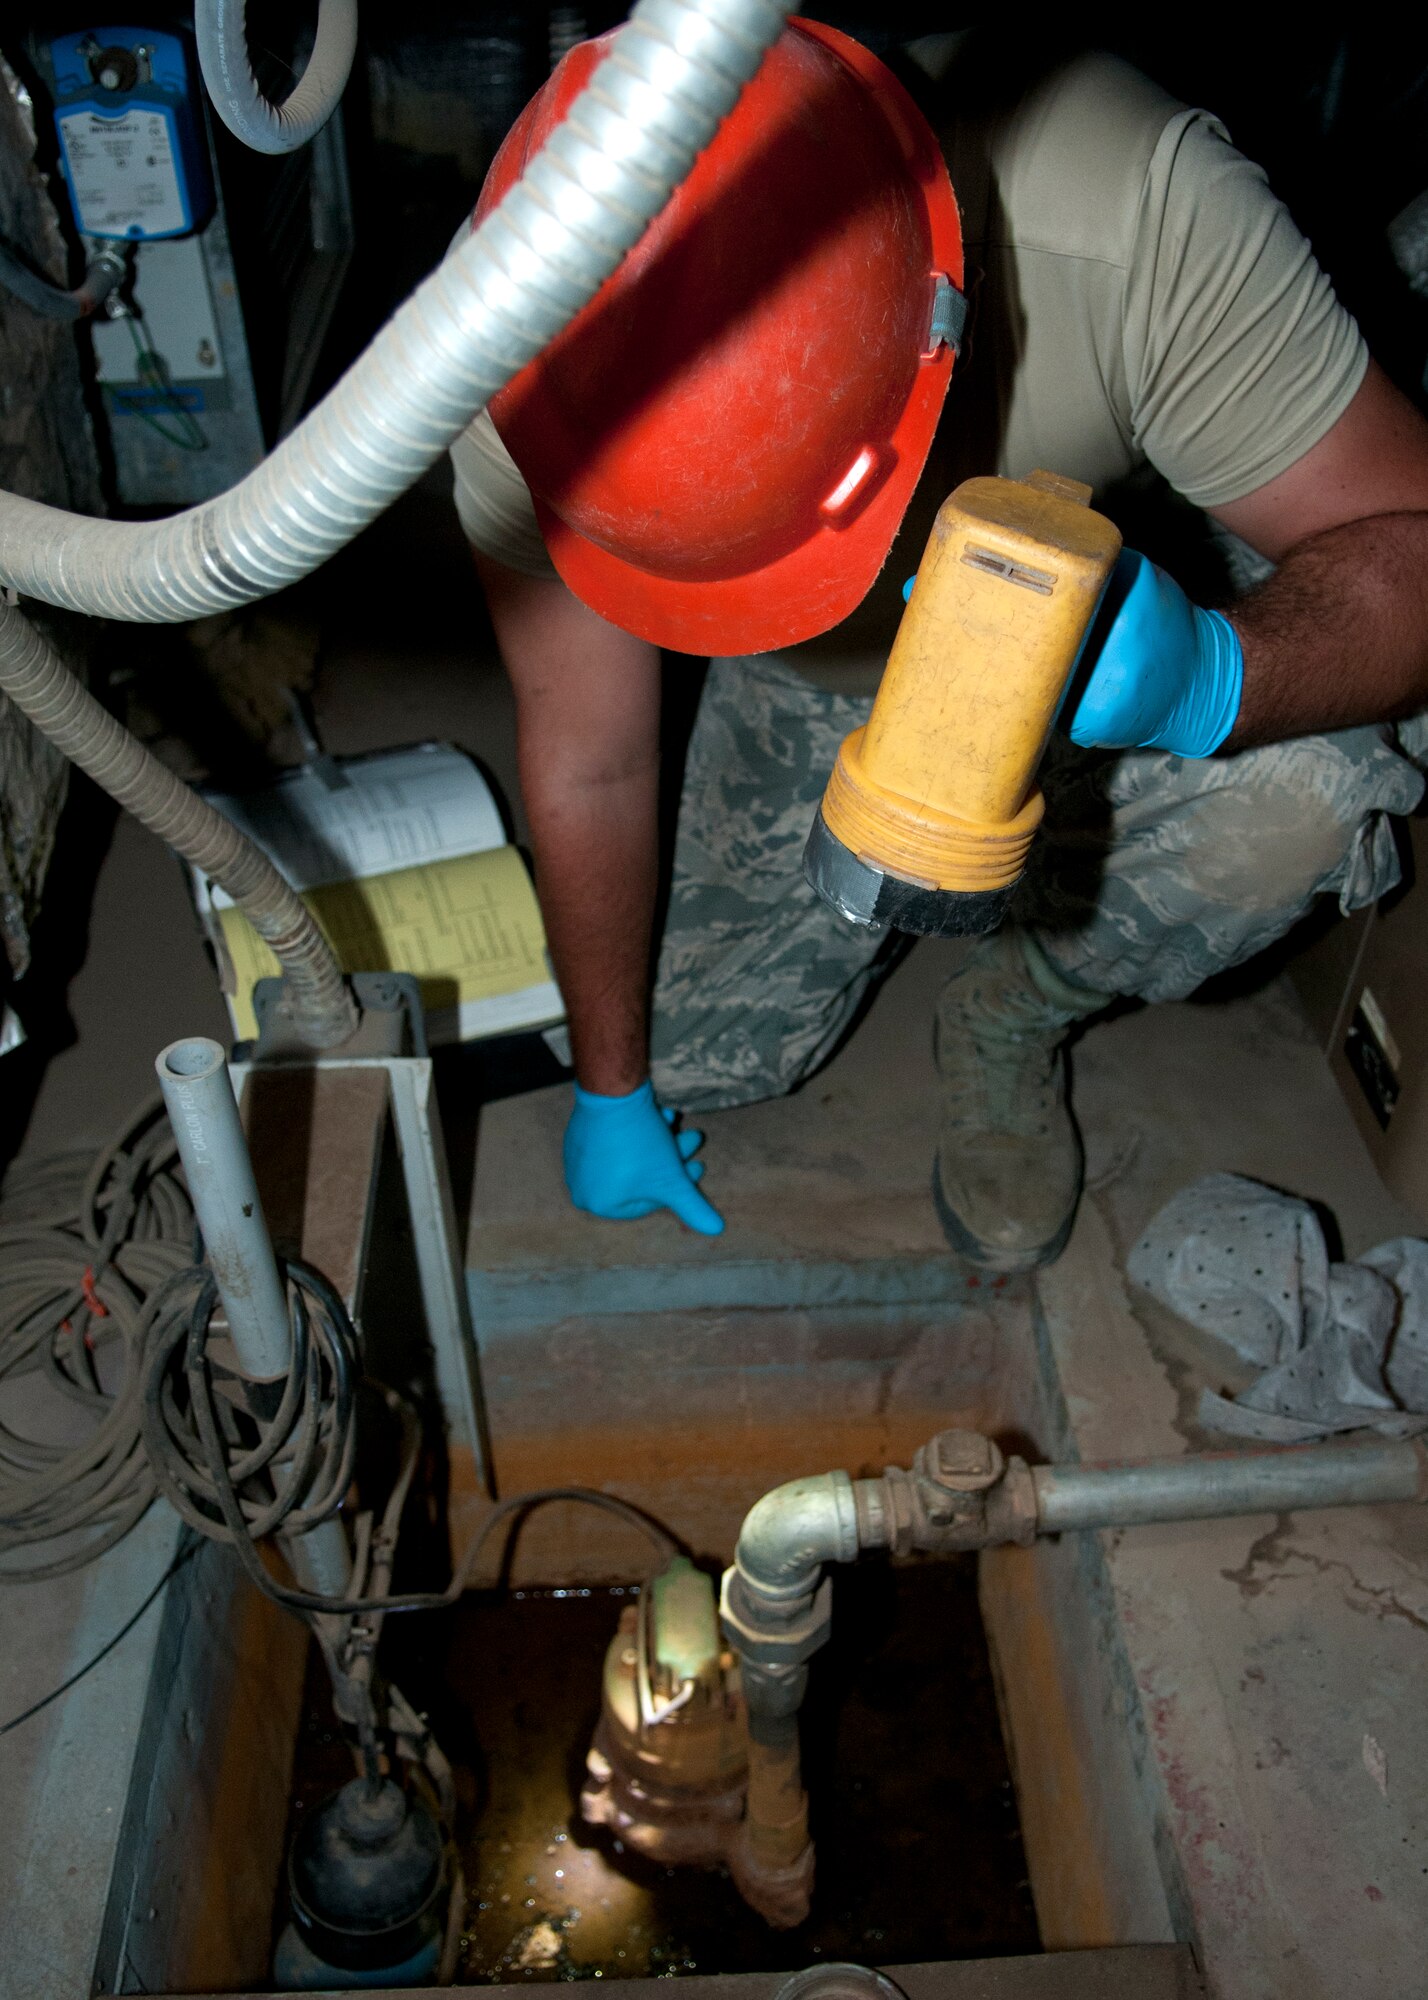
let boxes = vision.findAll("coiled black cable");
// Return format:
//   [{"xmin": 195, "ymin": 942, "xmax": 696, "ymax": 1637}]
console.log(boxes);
[
  {"xmin": 139, "ymin": 1255, "xmax": 358, "ymax": 1546},
  {"xmin": 5, "ymin": 1102, "xmax": 673, "ymax": 1608},
  {"xmin": 139, "ymin": 1251, "xmax": 675, "ymax": 1618}
]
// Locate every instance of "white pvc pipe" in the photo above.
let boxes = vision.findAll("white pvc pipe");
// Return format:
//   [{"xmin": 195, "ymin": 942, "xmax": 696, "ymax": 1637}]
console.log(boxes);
[
  {"xmin": 284, "ymin": 1518, "xmax": 352, "ymax": 1595},
  {"xmin": 156, "ymin": 1037, "xmax": 292, "ymax": 1380}
]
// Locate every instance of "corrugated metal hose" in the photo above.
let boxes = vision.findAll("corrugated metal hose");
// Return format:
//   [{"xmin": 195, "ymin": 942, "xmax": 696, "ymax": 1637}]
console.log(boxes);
[
  {"xmin": 0, "ymin": 595, "xmax": 359, "ymax": 1047},
  {"xmin": 0, "ymin": 0, "xmax": 792, "ymax": 1046}
]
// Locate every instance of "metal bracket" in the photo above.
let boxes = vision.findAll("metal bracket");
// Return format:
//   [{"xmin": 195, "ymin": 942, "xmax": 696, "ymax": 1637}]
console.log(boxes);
[
  {"xmin": 247, "ymin": 970, "xmax": 428, "ymax": 1062},
  {"xmin": 231, "ymin": 1002, "xmax": 494, "ymax": 1545},
  {"xmin": 927, "ymin": 273, "xmax": 968, "ymax": 356}
]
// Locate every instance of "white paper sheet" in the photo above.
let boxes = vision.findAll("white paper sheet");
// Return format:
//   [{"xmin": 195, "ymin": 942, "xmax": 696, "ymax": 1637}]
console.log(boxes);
[{"xmin": 201, "ymin": 744, "xmax": 505, "ymax": 908}]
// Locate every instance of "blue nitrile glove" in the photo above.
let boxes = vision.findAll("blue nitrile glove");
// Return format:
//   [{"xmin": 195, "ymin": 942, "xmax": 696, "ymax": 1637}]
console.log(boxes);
[
  {"xmin": 563, "ymin": 1080, "xmax": 724, "ymax": 1236},
  {"xmin": 1059, "ymin": 547, "xmax": 1243, "ymax": 757}
]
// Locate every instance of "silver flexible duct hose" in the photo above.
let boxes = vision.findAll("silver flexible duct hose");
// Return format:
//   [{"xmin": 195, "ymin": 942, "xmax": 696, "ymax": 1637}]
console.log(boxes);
[
  {"xmin": 0, "ymin": 599, "xmax": 357, "ymax": 1048},
  {"xmin": 0, "ymin": 0, "xmax": 789, "ymax": 621},
  {"xmin": 195, "ymin": 0, "xmax": 358, "ymax": 157},
  {"xmin": 0, "ymin": 239, "xmax": 127, "ymax": 322},
  {"xmin": 0, "ymin": 0, "xmax": 788, "ymax": 1048}
]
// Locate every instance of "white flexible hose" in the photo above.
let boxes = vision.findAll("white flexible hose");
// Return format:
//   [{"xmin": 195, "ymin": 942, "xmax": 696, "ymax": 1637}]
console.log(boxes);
[
  {"xmin": 0, "ymin": 0, "xmax": 790, "ymax": 623},
  {"xmin": 195, "ymin": 0, "xmax": 358, "ymax": 157},
  {"xmin": 0, "ymin": 597, "xmax": 358, "ymax": 1047},
  {"xmin": 0, "ymin": 0, "xmax": 789, "ymax": 1048}
]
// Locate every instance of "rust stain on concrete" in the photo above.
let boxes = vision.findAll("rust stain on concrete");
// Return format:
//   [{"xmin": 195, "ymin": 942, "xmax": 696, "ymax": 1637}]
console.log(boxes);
[
  {"xmin": 978, "ymin": 1542, "xmax": 1120, "ymax": 1950},
  {"xmin": 446, "ymin": 1404, "xmax": 1009, "ymax": 1581}
]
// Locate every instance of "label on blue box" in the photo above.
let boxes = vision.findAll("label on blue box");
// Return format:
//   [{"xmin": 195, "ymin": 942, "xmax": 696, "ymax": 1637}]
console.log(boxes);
[{"xmin": 57, "ymin": 101, "xmax": 189, "ymax": 237}]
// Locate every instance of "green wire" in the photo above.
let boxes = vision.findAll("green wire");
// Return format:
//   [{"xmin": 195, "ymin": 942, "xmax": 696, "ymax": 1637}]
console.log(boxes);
[{"xmin": 113, "ymin": 313, "xmax": 209, "ymax": 452}]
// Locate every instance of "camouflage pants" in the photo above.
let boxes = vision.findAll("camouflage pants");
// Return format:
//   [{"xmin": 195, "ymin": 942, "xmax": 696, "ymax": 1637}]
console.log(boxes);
[{"xmin": 649, "ymin": 657, "xmax": 1426, "ymax": 1112}]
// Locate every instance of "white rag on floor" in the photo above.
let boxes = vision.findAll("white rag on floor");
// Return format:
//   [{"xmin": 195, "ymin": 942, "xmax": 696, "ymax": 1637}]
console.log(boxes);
[{"xmin": 1126, "ymin": 1172, "xmax": 1428, "ymax": 1442}]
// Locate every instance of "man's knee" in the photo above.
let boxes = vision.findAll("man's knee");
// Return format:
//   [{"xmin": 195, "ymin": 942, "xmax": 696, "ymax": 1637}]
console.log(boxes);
[
  {"xmin": 1172, "ymin": 745, "xmax": 1375, "ymax": 916},
  {"xmin": 1026, "ymin": 728, "xmax": 1422, "ymax": 1003}
]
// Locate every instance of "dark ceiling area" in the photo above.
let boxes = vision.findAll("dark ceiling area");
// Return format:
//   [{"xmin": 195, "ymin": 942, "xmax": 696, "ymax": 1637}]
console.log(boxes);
[{"xmin": 8, "ymin": 7, "xmax": 1428, "ymax": 413}]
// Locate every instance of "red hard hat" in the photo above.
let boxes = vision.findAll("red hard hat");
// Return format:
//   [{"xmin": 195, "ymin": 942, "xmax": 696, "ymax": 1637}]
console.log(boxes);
[{"xmin": 473, "ymin": 19, "xmax": 963, "ymax": 655}]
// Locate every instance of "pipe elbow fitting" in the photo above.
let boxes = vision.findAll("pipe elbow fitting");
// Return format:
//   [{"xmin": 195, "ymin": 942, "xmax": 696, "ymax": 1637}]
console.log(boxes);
[{"xmin": 734, "ymin": 1470, "xmax": 859, "ymax": 1602}]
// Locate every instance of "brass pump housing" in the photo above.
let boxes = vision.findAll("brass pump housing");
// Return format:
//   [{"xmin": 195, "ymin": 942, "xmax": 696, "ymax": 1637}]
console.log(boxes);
[{"xmin": 804, "ymin": 469, "xmax": 1122, "ymax": 936}]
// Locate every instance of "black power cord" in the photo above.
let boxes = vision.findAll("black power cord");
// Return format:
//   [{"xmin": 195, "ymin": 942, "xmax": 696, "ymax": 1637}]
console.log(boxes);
[
  {"xmin": 0, "ymin": 235, "xmax": 126, "ymax": 321},
  {"xmin": 139, "ymin": 1251, "xmax": 676, "ymax": 1620},
  {"xmin": 7, "ymin": 1248, "xmax": 674, "ymax": 1746},
  {"xmin": 140, "ymin": 1256, "xmax": 358, "ymax": 1547},
  {"xmin": 1, "ymin": 1104, "xmax": 676, "ymax": 1801},
  {"xmin": 0, "ymin": 1536, "xmax": 199, "ymax": 1736}
]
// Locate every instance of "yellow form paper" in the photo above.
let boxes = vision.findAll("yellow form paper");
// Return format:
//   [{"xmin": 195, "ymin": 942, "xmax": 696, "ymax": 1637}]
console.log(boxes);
[{"xmin": 217, "ymin": 846, "xmax": 559, "ymax": 1042}]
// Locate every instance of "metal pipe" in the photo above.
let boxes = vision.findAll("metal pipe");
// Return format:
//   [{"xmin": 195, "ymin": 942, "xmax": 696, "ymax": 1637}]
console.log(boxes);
[
  {"xmin": 732, "ymin": 1659, "xmax": 814, "ymax": 1929},
  {"xmin": 720, "ymin": 1430, "xmax": 1427, "ymax": 1928},
  {"xmin": 722, "ymin": 1478, "xmax": 855, "ymax": 1928},
  {"xmin": 1032, "ymin": 1437, "xmax": 1428, "ymax": 1535},
  {"xmin": 284, "ymin": 1518, "xmax": 351, "ymax": 1596},
  {"xmin": 733, "ymin": 1471, "xmax": 860, "ymax": 1601},
  {"xmin": 743, "ymin": 1697, "xmax": 808, "ymax": 1860},
  {"xmin": 155, "ymin": 1037, "xmax": 292, "ymax": 1380}
]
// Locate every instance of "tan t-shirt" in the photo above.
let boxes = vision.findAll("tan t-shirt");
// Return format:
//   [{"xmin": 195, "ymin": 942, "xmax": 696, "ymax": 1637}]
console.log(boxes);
[{"xmin": 450, "ymin": 49, "xmax": 1367, "ymax": 678}]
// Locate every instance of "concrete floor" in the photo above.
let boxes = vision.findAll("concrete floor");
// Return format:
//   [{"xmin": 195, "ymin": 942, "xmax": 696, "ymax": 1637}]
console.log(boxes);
[
  {"xmin": 1021, "ymin": 990, "xmax": 1428, "ymax": 1989},
  {"xmin": 5, "ymin": 479, "xmax": 1428, "ymax": 1997},
  {"xmin": 465, "ymin": 939, "xmax": 1034, "ymax": 1578}
]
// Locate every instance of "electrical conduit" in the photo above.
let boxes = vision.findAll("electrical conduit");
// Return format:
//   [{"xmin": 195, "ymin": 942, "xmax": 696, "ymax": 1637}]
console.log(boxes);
[
  {"xmin": 0, "ymin": 598, "xmax": 356, "ymax": 1047},
  {"xmin": 0, "ymin": 0, "xmax": 792, "ymax": 1047},
  {"xmin": 0, "ymin": 0, "xmax": 792, "ymax": 621},
  {"xmin": 195, "ymin": 0, "xmax": 358, "ymax": 156}
]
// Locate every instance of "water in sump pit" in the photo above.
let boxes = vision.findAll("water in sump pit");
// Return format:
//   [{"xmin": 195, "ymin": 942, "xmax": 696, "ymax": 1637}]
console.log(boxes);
[{"xmin": 281, "ymin": 1558, "xmax": 1040, "ymax": 1982}]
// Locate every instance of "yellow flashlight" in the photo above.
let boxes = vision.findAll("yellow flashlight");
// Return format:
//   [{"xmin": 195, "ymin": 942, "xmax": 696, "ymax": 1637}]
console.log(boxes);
[{"xmin": 804, "ymin": 469, "xmax": 1122, "ymax": 936}]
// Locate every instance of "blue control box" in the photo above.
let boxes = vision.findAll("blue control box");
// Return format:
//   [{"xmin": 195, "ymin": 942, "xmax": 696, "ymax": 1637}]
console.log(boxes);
[{"xmin": 51, "ymin": 26, "xmax": 214, "ymax": 239}]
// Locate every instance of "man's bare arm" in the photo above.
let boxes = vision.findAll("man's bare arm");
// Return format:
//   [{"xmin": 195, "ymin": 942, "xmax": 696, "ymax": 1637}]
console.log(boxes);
[
  {"xmin": 1212, "ymin": 362, "xmax": 1428, "ymax": 747},
  {"xmin": 476, "ymin": 552, "xmax": 661, "ymax": 1095}
]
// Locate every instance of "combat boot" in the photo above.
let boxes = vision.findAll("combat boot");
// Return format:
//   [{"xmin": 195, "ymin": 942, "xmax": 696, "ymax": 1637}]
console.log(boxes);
[{"xmin": 932, "ymin": 928, "xmax": 1110, "ymax": 1272}]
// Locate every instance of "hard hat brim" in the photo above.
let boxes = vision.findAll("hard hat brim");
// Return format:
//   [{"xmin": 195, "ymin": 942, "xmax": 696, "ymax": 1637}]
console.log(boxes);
[{"xmin": 534, "ymin": 333, "xmax": 953, "ymax": 656}]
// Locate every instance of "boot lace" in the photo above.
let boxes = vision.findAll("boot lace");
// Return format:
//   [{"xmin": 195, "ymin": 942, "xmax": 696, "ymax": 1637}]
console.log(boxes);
[{"xmin": 938, "ymin": 989, "xmax": 1064, "ymax": 1140}]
